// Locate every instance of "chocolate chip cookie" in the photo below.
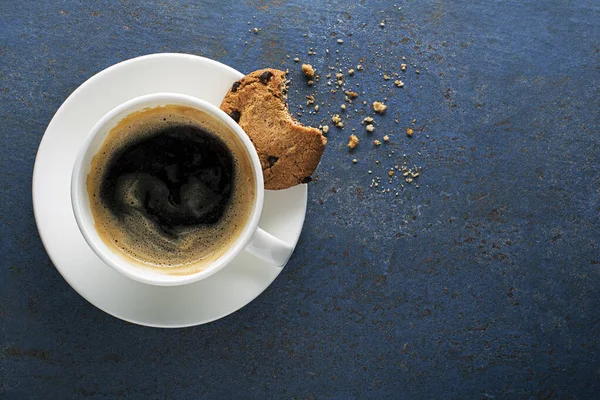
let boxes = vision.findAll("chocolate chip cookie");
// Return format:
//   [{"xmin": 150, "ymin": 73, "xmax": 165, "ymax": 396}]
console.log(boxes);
[{"xmin": 220, "ymin": 68, "xmax": 327, "ymax": 190}]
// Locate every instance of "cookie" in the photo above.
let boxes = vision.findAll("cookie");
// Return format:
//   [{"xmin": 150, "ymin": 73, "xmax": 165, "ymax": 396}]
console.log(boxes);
[{"xmin": 220, "ymin": 68, "xmax": 327, "ymax": 190}]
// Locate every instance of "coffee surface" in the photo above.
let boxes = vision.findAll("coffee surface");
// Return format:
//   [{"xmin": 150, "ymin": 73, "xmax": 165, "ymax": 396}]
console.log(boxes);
[
  {"xmin": 87, "ymin": 105, "xmax": 255, "ymax": 274},
  {"xmin": 101, "ymin": 124, "xmax": 233, "ymax": 230}
]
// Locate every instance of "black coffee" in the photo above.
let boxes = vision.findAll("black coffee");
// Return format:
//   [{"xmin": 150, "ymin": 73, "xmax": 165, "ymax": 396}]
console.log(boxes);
[
  {"xmin": 87, "ymin": 105, "xmax": 256, "ymax": 273},
  {"xmin": 101, "ymin": 125, "xmax": 233, "ymax": 232}
]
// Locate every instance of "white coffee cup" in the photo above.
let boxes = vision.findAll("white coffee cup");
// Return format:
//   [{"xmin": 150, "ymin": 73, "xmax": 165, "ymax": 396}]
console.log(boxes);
[{"xmin": 71, "ymin": 93, "xmax": 293, "ymax": 286}]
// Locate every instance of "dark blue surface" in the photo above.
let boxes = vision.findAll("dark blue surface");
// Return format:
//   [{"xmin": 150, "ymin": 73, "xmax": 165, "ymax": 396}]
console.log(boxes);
[{"xmin": 1, "ymin": 0, "xmax": 599, "ymax": 398}]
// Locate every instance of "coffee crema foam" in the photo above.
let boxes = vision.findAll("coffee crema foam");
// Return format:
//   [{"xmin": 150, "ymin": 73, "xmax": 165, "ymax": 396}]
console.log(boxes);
[{"xmin": 87, "ymin": 105, "xmax": 256, "ymax": 275}]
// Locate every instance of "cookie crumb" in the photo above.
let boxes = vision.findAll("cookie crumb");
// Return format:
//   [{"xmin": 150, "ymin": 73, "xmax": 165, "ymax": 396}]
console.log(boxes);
[
  {"xmin": 332, "ymin": 114, "xmax": 342, "ymax": 124},
  {"xmin": 253, "ymin": 27, "xmax": 259, "ymax": 34},
  {"xmin": 362, "ymin": 116, "xmax": 374, "ymax": 125},
  {"xmin": 366, "ymin": 124, "xmax": 375, "ymax": 133},
  {"xmin": 383, "ymin": 135, "xmax": 390, "ymax": 142},
  {"xmin": 332, "ymin": 113, "xmax": 344, "ymax": 128},
  {"xmin": 395, "ymin": 80, "xmax": 404, "ymax": 87},
  {"xmin": 348, "ymin": 68, "xmax": 355, "ymax": 75},
  {"xmin": 345, "ymin": 90, "xmax": 358, "ymax": 98},
  {"xmin": 383, "ymin": 74, "xmax": 391, "ymax": 80},
  {"xmin": 307, "ymin": 80, "xmax": 314, "ymax": 86},
  {"xmin": 294, "ymin": 57, "xmax": 300, "ymax": 63},
  {"xmin": 406, "ymin": 128, "xmax": 414, "ymax": 137},
  {"xmin": 337, "ymin": 39, "xmax": 344, "ymax": 44},
  {"xmin": 352, "ymin": 158, "xmax": 358, "ymax": 163},
  {"xmin": 314, "ymin": 105, "xmax": 319, "ymax": 112},
  {"xmin": 357, "ymin": 64, "xmax": 363, "ymax": 71},
  {"xmin": 388, "ymin": 171, "xmax": 394, "ymax": 177},
  {"xmin": 301, "ymin": 64, "xmax": 315, "ymax": 78},
  {"xmin": 373, "ymin": 101, "xmax": 387, "ymax": 113},
  {"xmin": 347, "ymin": 135, "xmax": 359, "ymax": 149},
  {"xmin": 401, "ymin": 63, "xmax": 407, "ymax": 71},
  {"xmin": 373, "ymin": 139, "xmax": 381, "ymax": 146},
  {"xmin": 322, "ymin": 125, "xmax": 329, "ymax": 134}
]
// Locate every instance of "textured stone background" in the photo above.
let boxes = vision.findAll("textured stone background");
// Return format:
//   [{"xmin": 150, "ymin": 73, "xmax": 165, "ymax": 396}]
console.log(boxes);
[{"xmin": 0, "ymin": 0, "xmax": 599, "ymax": 398}]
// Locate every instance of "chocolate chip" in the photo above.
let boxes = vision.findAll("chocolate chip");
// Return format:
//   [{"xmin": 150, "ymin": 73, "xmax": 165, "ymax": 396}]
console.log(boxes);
[
  {"xmin": 267, "ymin": 155, "xmax": 279, "ymax": 167},
  {"xmin": 228, "ymin": 110, "xmax": 241, "ymax": 123},
  {"xmin": 301, "ymin": 176, "xmax": 312, "ymax": 183},
  {"xmin": 258, "ymin": 71, "xmax": 273, "ymax": 84},
  {"xmin": 231, "ymin": 81, "xmax": 241, "ymax": 92}
]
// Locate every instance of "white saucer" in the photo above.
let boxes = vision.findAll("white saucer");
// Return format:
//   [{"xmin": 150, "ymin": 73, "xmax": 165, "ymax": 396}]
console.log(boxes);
[{"xmin": 32, "ymin": 53, "xmax": 307, "ymax": 328}]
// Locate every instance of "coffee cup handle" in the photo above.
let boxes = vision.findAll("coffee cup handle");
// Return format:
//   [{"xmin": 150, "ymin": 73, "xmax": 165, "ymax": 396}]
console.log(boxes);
[{"xmin": 245, "ymin": 227, "xmax": 294, "ymax": 267}]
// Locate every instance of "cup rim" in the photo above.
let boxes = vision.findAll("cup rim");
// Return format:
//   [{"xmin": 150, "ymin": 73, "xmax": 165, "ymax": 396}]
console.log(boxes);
[{"xmin": 71, "ymin": 93, "xmax": 264, "ymax": 286}]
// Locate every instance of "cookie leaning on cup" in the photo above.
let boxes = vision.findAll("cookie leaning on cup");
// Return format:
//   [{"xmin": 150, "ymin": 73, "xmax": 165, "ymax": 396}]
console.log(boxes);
[{"xmin": 220, "ymin": 68, "xmax": 327, "ymax": 190}]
